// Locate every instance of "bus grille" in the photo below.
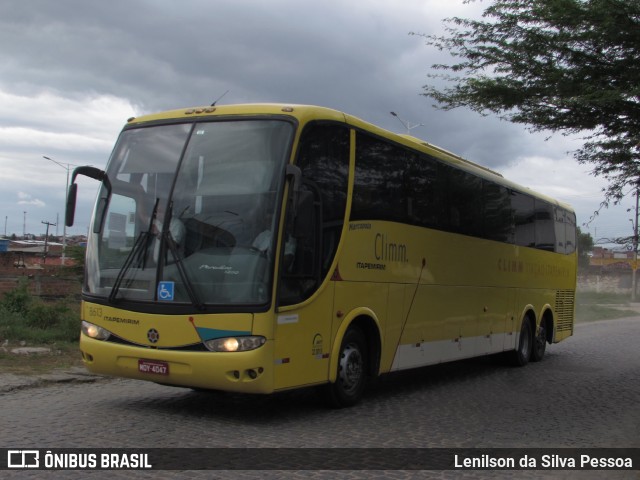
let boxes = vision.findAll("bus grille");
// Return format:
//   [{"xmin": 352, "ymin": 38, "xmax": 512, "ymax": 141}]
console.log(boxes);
[{"xmin": 555, "ymin": 290, "xmax": 575, "ymax": 332}]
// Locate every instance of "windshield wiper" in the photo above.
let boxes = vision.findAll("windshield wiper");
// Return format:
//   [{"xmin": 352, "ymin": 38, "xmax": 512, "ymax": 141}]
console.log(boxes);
[
  {"xmin": 163, "ymin": 232, "xmax": 204, "ymax": 310},
  {"xmin": 108, "ymin": 230, "xmax": 153, "ymax": 303},
  {"xmin": 108, "ymin": 199, "xmax": 159, "ymax": 303},
  {"xmin": 108, "ymin": 199, "xmax": 204, "ymax": 310}
]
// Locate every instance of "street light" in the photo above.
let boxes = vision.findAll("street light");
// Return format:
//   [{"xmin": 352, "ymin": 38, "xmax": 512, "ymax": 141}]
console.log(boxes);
[
  {"xmin": 390, "ymin": 111, "xmax": 424, "ymax": 135},
  {"xmin": 43, "ymin": 155, "xmax": 74, "ymax": 265}
]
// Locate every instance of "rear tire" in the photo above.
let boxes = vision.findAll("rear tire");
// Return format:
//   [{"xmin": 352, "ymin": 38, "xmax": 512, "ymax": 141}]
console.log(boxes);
[
  {"xmin": 509, "ymin": 319, "xmax": 533, "ymax": 366},
  {"xmin": 325, "ymin": 326, "xmax": 367, "ymax": 408},
  {"xmin": 531, "ymin": 322, "xmax": 547, "ymax": 362}
]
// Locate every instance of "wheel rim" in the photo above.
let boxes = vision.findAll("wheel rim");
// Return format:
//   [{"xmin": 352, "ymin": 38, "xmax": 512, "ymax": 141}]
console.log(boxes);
[{"xmin": 338, "ymin": 343, "xmax": 363, "ymax": 395}]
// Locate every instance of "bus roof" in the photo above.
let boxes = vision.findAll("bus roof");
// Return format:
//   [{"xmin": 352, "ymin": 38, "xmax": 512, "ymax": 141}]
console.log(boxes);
[{"xmin": 127, "ymin": 103, "xmax": 574, "ymax": 212}]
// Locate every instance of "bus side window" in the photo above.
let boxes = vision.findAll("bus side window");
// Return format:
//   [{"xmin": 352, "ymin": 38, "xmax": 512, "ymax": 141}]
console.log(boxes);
[
  {"xmin": 279, "ymin": 122, "xmax": 349, "ymax": 306},
  {"xmin": 554, "ymin": 207, "xmax": 567, "ymax": 254},
  {"xmin": 512, "ymin": 191, "xmax": 535, "ymax": 248},
  {"xmin": 483, "ymin": 181, "xmax": 512, "ymax": 243},
  {"xmin": 565, "ymin": 210, "xmax": 577, "ymax": 254},
  {"xmin": 535, "ymin": 200, "xmax": 555, "ymax": 251},
  {"xmin": 445, "ymin": 167, "xmax": 482, "ymax": 236},
  {"xmin": 279, "ymin": 185, "xmax": 320, "ymax": 304}
]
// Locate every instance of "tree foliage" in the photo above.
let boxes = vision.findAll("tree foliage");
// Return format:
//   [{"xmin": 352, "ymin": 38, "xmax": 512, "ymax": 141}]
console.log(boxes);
[
  {"xmin": 577, "ymin": 227, "xmax": 594, "ymax": 269},
  {"xmin": 63, "ymin": 245, "xmax": 86, "ymax": 278},
  {"xmin": 416, "ymin": 0, "xmax": 640, "ymax": 205}
]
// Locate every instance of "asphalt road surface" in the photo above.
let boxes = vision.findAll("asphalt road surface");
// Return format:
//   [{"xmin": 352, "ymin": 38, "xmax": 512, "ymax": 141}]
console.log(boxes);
[{"xmin": 2, "ymin": 317, "xmax": 639, "ymax": 480}]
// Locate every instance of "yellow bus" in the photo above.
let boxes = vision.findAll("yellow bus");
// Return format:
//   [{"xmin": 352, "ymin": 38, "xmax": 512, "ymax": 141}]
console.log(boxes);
[{"xmin": 67, "ymin": 104, "xmax": 577, "ymax": 407}]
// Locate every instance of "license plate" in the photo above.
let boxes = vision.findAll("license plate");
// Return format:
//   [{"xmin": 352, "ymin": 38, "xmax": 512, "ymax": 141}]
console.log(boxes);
[{"xmin": 138, "ymin": 359, "xmax": 169, "ymax": 376}]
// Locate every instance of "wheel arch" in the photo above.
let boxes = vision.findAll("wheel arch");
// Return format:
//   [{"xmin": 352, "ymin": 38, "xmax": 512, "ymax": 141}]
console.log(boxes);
[{"xmin": 518, "ymin": 305, "xmax": 537, "ymax": 336}]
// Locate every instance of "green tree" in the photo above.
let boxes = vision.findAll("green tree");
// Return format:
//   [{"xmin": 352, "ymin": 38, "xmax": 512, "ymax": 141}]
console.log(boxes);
[
  {"xmin": 63, "ymin": 245, "xmax": 86, "ymax": 278},
  {"xmin": 577, "ymin": 227, "xmax": 594, "ymax": 269},
  {"xmin": 416, "ymin": 0, "xmax": 640, "ymax": 206}
]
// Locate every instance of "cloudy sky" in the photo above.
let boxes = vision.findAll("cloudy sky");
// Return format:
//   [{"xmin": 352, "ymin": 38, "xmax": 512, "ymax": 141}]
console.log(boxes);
[{"xmin": 0, "ymin": 0, "xmax": 632, "ymax": 245}]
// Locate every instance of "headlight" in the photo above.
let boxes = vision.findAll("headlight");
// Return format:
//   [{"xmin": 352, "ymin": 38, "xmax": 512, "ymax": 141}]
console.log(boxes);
[
  {"xmin": 204, "ymin": 336, "xmax": 266, "ymax": 352},
  {"xmin": 81, "ymin": 320, "xmax": 111, "ymax": 341}
]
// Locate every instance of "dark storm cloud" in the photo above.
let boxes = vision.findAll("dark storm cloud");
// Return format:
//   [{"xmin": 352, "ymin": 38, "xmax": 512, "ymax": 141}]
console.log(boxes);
[
  {"xmin": 0, "ymin": 0, "xmax": 429, "ymax": 110},
  {"xmin": 0, "ymin": 0, "xmax": 497, "ymax": 152}
]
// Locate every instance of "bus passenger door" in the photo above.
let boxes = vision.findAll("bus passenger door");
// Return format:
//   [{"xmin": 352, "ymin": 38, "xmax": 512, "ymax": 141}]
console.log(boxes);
[
  {"xmin": 273, "ymin": 185, "xmax": 331, "ymax": 390},
  {"xmin": 272, "ymin": 121, "xmax": 350, "ymax": 391}
]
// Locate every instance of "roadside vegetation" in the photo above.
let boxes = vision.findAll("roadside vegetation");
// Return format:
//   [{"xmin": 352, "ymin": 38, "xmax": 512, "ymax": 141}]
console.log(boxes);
[
  {"xmin": 0, "ymin": 279, "xmax": 80, "ymax": 343},
  {"xmin": 0, "ymin": 279, "xmax": 82, "ymax": 374},
  {"xmin": 575, "ymin": 291, "xmax": 638, "ymax": 323}
]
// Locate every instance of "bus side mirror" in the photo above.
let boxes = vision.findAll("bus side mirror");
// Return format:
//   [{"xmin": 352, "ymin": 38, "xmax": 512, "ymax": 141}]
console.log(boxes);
[
  {"xmin": 65, "ymin": 165, "xmax": 112, "ymax": 228},
  {"xmin": 65, "ymin": 183, "xmax": 78, "ymax": 227}
]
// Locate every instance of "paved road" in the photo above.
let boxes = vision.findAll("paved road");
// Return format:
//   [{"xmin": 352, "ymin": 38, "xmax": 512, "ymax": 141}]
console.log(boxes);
[{"xmin": 1, "ymin": 317, "xmax": 639, "ymax": 479}]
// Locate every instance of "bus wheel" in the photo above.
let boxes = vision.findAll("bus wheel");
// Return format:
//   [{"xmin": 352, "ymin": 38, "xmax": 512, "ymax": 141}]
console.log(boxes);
[
  {"xmin": 509, "ymin": 319, "xmax": 532, "ymax": 367},
  {"xmin": 531, "ymin": 322, "xmax": 547, "ymax": 362},
  {"xmin": 325, "ymin": 327, "xmax": 367, "ymax": 408}
]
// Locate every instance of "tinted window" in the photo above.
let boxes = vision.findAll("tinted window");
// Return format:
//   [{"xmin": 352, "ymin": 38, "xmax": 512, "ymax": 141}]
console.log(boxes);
[
  {"xmin": 296, "ymin": 122, "xmax": 350, "ymax": 276},
  {"xmin": 557, "ymin": 208, "xmax": 577, "ymax": 254},
  {"xmin": 446, "ymin": 166, "xmax": 482, "ymax": 236},
  {"xmin": 512, "ymin": 191, "xmax": 535, "ymax": 247},
  {"xmin": 406, "ymin": 152, "xmax": 443, "ymax": 229},
  {"xmin": 280, "ymin": 123, "xmax": 350, "ymax": 305},
  {"xmin": 352, "ymin": 133, "xmax": 409, "ymax": 223},
  {"xmin": 351, "ymin": 131, "xmax": 575, "ymax": 255},
  {"xmin": 535, "ymin": 200, "xmax": 556, "ymax": 251},
  {"xmin": 565, "ymin": 210, "xmax": 576, "ymax": 254},
  {"xmin": 483, "ymin": 182, "xmax": 513, "ymax": 243}
]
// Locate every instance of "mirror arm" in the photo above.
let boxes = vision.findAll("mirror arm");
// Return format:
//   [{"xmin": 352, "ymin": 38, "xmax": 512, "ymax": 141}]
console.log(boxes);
[{"xmin": 65, "ymin": 166, "xmax": 111, "ymax": 227}]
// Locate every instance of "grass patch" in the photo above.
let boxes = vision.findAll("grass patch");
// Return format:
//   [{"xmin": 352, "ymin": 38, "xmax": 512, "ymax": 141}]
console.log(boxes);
[
  {"xmin": 0, "ymin": 342, "xmax": 82, "ymax": 375},
  {"xmin": 575, "ymin": 291, "xmax": 632, "ymax": 306},
  {"xmin": 0, "ymin": 279, "xmax": 81, "ymax": 344},
  {"xmin": 0, "ymin": 301, "xmax": 81, "ymax": 344},
  {"xmin": 575, "ymin": 304, "xmax": 638, "ymax": 323},
  {"xmin": 0, "ymin": 280, "xmax": 83, "ymax": 375},
  {"xmin": 575, "ymin": 290, "xmax": 638, "ymax": 323}
]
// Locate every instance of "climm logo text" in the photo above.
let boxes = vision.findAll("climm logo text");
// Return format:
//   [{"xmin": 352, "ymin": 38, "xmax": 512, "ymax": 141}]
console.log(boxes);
[{"xmin": 374, "ymin": 233, "xmax": 408, "ymax": 263}]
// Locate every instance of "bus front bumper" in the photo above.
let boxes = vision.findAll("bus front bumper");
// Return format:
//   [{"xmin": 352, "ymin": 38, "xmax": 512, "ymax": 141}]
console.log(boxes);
[{"xmin": 79, "ymin": 335, "xmax": 275, "ymax": 394}]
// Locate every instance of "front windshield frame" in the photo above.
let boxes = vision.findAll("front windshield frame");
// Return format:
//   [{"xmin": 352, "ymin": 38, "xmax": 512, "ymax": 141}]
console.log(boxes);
[{"xmin": 83, "ymin": 116, "xmax": 296, "ymax": 313}]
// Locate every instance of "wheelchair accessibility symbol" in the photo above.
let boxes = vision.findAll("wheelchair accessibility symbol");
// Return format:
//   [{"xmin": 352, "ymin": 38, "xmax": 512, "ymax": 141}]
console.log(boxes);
[{"xmin": 157, "ymin": 281, "xmax": 175, "ymax": 301}]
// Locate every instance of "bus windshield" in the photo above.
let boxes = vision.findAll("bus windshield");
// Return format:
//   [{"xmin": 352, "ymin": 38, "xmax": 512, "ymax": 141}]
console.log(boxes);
[{"xmin": 85, "ymin": 119, "xmax": 294, "ymax": 308}]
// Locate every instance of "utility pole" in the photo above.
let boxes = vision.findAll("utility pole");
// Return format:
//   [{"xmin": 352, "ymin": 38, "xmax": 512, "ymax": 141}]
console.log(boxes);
[
  {"xmin": 633, "ymin": 185, "xmax": 639, "ymax": 302},
  {"xmin": 41, "ymin": 220, "xmax": 56, "ymax": 264},
  {"xmin": 43, "ymin": 156, "xmax": 74, "ymax": 265}
]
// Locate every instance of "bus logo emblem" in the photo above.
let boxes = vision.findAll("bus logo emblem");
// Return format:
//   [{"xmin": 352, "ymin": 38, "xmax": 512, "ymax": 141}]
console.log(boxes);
[{"xmin": 147, "ymin": 329, "xmax": 160, "ymax": 343}]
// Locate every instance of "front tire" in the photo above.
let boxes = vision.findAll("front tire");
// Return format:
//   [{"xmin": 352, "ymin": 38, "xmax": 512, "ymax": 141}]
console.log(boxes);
[{"xmin": 325, "ymin": 326, "xmax": 368, "ymax": 408}]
